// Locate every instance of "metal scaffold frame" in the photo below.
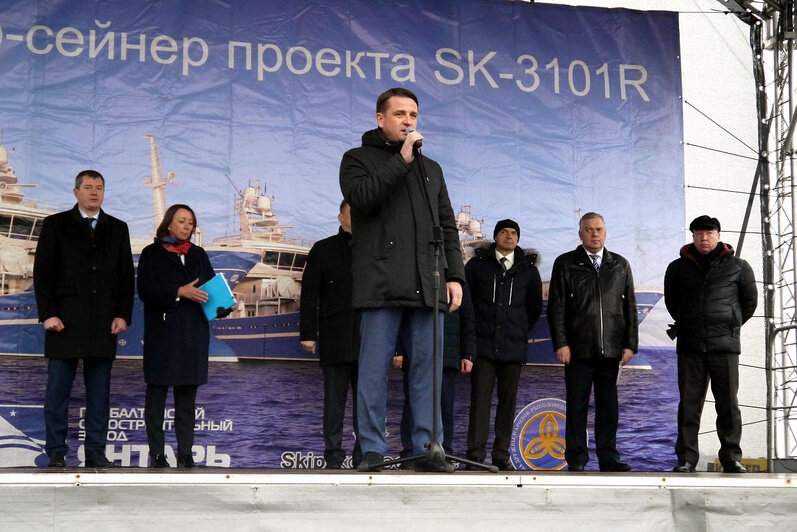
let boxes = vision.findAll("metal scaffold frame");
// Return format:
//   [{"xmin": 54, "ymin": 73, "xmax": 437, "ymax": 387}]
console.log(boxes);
[{"xmin": 723, "ymin": 0, "xmax": 797, "ymax": 470}]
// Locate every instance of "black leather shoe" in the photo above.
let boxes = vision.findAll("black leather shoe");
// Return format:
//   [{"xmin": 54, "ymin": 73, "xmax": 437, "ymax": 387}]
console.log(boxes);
[
  {"xmin": 177, "ymin": 454, "xmax": 195, "ymax": 468},
  {"xmin": 356, "ymin": 451, "xmax": 384, "ymax": 472},
  {"xmin": 568, "ymin": 464, "xmax": 585, "ymax": 472},
  {"xmin": 492, "ymin": 458, "xmax": 514, "ymax": 471},
  {"xmin": 722, "ymin": 460, "xmax": 747, "ymax": 473},
  {"xmin": 150, "ymin": 454, "xmax": 170, "ymax": 468},
  {"xmin": 600, "ymin": 461, "xmax": 631, "ymax": 472},
  {"xmin": 84, "ymin": 451, "xmax": 114, "ymax": 468},
  {"xmin": 47, "ymin": 452, "xmax": 66, "ymax": 468},
  {"xmin": 673, "ymin": 461, "xmax": 696, "ymax": 473}
]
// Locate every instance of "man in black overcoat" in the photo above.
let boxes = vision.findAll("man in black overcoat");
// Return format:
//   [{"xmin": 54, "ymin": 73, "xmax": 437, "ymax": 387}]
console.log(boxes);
[
  {"xmin": 339, "ymin": 87, "xmax": 465, "ymax": 472},
  {"xmin": 300, "ymin": 200, "xmax": 361, "ymax": 469},
  {"xmin": 33, "ymin": 170, "xmax": 134, "ymax": 468},
  {"xmin": 664, "ymin": 215, "xmax": 757, "ymax": 474}
]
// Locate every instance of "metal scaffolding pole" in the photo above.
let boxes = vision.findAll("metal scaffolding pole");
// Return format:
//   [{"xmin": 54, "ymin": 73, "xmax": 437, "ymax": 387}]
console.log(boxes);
[{"xmin": 720, "ymin": 0, "xmax": 797, "ymax": 469}]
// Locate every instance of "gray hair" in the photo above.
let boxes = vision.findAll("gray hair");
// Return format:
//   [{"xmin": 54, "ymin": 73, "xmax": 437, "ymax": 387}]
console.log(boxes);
[{"xmin": 579, "ymin": 212, "xmax": 605, "ymax": 231}]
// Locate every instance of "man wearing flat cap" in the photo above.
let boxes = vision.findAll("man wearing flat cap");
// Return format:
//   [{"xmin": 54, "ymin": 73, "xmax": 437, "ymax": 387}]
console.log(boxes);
[
  {"xmin": 465, "ymin": 219, "xmax": 542, "ymax": 470},
  {"xmin": 664, "ymin": 215, "xmax": 757, "ymax": 473}
]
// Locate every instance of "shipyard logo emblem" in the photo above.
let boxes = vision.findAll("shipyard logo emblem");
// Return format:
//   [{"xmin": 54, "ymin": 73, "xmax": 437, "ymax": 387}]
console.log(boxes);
[
  {"xmin": 510, "ymin": 398, "xmax": 567, "ymax": 470},
  {"xmin": 0, "ymin": 405, "xmax": 47, "ymax": 467}
]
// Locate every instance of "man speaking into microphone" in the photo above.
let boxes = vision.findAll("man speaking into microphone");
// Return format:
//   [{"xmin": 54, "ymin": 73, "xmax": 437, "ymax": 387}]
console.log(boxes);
[{"xmin": 340, "ymin": 87, "xmax": 465, "ymax": 472}]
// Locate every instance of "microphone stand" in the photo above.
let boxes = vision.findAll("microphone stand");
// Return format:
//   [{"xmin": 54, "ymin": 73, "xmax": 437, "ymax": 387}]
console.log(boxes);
[{"xmin": 377, "ymin": 144, "xmax": 498, "ymax": 474}]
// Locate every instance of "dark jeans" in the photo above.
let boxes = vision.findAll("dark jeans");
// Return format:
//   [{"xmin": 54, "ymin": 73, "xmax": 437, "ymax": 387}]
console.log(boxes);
[
  {"xmin": 466, "ymin": 358, "xmax": 521, "ymax": 463},
  {"xmin": 564, "ymin": 357, "xmax": 621, "ymax": 468},
  {"xmin": 401, "ymin": 367, "xmax": 457, "ymax": 456},
  {"xmin": 44, "ymin": 358, "xmax": 113, "ymax": 457},
  {"xmin": 322, "ymin": 361, "xmax": 362, "ymax": 466},
  {"xmin": 145, "ymin": 384, "xmax": 198, "ymax": 457},
  {"xmin": 676, "ymin": 353, "xmax": 741, "ymax": 466}
]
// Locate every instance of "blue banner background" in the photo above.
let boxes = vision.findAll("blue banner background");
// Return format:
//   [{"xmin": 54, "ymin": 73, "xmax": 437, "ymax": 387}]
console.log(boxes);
[
  {"xmin": 0, "ymin": 0, "xmax": 683, "ymax": 468},
  {"xmin": 0, "ymin": 0, "xmax": 683, "ymax": 281}
]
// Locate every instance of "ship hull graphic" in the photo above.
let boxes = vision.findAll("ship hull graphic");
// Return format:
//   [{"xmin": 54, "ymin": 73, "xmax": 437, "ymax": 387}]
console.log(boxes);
[{"xmin": 0, "ymin": 139, "xmax": 662, "ymax": 367}]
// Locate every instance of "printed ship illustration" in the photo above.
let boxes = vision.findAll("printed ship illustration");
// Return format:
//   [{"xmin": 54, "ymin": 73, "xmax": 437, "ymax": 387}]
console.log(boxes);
[
  {"xmin": 0, "ymin": 138, "xmax": 261, "ymax": 359},
  {"xmin": 0, "ymin": 137, "xmax": 662, "ymax": 366},
  {"xmin": 204, "ymin": 178, "xmax": 314, "ymax": 360}
]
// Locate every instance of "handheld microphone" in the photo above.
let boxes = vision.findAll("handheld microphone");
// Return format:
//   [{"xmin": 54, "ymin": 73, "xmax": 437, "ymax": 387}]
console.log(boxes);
[{"xmin": 405, "ymin": 127, "xmax": 423, "ymax": 149}]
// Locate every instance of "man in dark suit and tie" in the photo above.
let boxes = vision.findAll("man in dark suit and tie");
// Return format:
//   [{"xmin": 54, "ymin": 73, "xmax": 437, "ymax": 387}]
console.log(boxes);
[
  {"xmin": 33, "ymin": 169, "xmax": 135, "ymax": 468},
  {"xmin": 547, "ymin": 212, "xmax": 638, "ymax": 472}
]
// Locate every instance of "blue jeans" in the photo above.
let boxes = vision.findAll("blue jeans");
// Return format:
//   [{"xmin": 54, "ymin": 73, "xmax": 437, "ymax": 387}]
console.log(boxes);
[
  {"xmin": 401, "ymin": 367, "xmax": 457, "ymax": 457},
  {"xmin": 44, "ymin": 358, "xmax": 113, "ymax": 456},
  {"xmin": 357, "ymin": 308, "xmax": 443, "ymax": 455}
]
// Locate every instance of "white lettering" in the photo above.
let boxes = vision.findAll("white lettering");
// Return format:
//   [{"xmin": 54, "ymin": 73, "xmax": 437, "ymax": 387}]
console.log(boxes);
[
  {"xmin": 55, "ymin": 26, "xmax": 83, "ymax": 57},
  {"xmin": 391, "ymin": 53, "xmax": 415, "ymax": 82},
  {"xmin": 182, "ymin": 37, "xmax": 208, "ymax": 75},
  {"xmin": 569, "ymin": 60, "xmax": 590, "ymax": 97},
  {"xmin": 120, "ymin": 32, "xmax": 146, "ymax": 62},
  {"xmin": 516, "ymin": 54, "xmax": 540, "ymax": 92},
  {"xmin": 89, "ymin": 25, "xmax": 115, "ymax": 59},
  {"xmin": 315, "ymin": 47, "xmax": 341, "ymax": 77},
  {"xmin": 468, "ymin": 50, "xmax": 498, "ymax": 87},
  {"xmin": 206, "ymin": 446, "xmax": 231, "ymax": 467},
  {"xmin": 27, "ymin": 25, "xmax": 54, "ymax": 55},
  {"xmin": 434, "ymin": 48, "xmax": 463, "ymax": 85},
  {"xmin": 150, "ymin": 35, "xmax": 178, "ymax": 64},
  {"xmin": 365, "ymin": 52, "xmax": 389, "ymax": 80},
  {"xmin": 346, "ymin": 51, "xmax": 366, "ymax": 78},
  {"xmin": 546, "ymin": 57, "xmax": 560, "ymax": 94},
  {"xmin": 596, "ymin": 63, "xmax": 610, "ymax": 99},
  {"xmin": 620, "ymin": 64, "xmax": 649, "ymax": 101},
  {"xmin": 285, "ymin": 46, "xmax": 312, "ymax": 75},
  {"xmin": 257, "ymin": 43, "xmax": 283, "ymax": 80},
  {"xmin": 229, "ymin": 40, "xmax": 252, "ymax": 69}
]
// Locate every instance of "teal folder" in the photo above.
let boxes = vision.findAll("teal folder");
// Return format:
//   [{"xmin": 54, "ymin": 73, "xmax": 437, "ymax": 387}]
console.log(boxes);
[{"xmin": 198, "ymin": 273, "xmax": 236, "ymax": 321}]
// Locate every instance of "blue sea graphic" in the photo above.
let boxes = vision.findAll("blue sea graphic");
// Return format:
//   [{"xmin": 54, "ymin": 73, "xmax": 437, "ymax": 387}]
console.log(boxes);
[{"xmin": 0, "ymin": 350, "xmax": 678, "ymax": 470}]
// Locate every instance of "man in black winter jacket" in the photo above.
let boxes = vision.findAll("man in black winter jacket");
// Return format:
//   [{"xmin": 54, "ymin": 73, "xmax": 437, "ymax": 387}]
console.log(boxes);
[
  {"xmin": 300, "ymin": 200, "xmax": 361, "ymax": 469},
  {"xmin": 664, "ymin": 215, "xmax": 757, "ymax": 474},
  {"xmin": 340, "ymin": 88, "xmax": 465, "ymax": 472},
  {"xmin": 465, "ymin": 219, "xmax": 542, "ymax": 470},
  {"xmin": 547, "ymin": 212, "xmax": 637, "ymax": 472}
]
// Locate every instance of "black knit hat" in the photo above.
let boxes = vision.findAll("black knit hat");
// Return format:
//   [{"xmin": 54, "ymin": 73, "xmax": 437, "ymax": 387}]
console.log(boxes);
[
  {"xmin": 689, "ymin": 215, "xmax": 721, "ymax": 232},
  {"xmin": 493, "ymin": 219, "xmax": 520, "ymax": 239}
]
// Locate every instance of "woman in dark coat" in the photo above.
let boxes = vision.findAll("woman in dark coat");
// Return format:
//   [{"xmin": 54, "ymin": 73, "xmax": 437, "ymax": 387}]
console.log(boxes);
[{"xmin": 137, "ymin": 204, "xmax": 215, "ymax": 468}]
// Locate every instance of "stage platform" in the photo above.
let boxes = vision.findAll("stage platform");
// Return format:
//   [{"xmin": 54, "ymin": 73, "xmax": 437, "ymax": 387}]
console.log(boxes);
[{"xmin": 1, "ymin": 469, "xmax": 795, "ymax": 531}]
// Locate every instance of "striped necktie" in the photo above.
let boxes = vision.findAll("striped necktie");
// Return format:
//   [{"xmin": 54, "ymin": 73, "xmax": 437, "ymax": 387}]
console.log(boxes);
[{"xmin": 589, "ymin": 254, "xmax": 600, "ymax": 270}]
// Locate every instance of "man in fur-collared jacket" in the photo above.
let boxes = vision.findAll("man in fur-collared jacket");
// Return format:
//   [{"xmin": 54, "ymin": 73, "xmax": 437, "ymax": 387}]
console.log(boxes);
[
  {"xmin": 664, "ymin": 215, "xmax": 757, "ymax": 474},
  {"xmin": 465, "ymin": 219, "xmax": 542, "ymax": 471}
]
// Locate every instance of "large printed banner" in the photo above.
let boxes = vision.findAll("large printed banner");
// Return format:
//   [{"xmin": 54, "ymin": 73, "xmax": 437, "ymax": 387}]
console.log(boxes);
[{"xmin": 0, "ymin": 1, "xmax": 683, "ymax": 469}]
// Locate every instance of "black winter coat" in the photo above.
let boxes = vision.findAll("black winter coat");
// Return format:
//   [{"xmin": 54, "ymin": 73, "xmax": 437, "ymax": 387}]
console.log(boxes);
[
  {"xmin": 398, "ymin": 283, "xmax": 476, "ymax": 371},
  {"xmin": 299, "ymin": 227, "xmax": 359, "ymax": 367},
  {"xmin": 339, "ymin": 128, "xmax": 465, "ymax": 309},
  {"xmin": 34, "ymin": 205, "xmax": 134, "ymax": 359},
  {"xmin": 443, "ymin": 282, "xmax": 476, "ymax": 370},
  {"xmin": 548, "ymin": 246, "xmax": 638, "ymax": 359},
  {"xmin": 137, "ymin": 241, "xmax": 214, "ymax": 386},
  {"xmin": 466, "ymin": 244, "xmax": 543, "ymax": 363},
  {"xmin": 664, "ymin": 243, "xmax": 757, "ymax": 355}
]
